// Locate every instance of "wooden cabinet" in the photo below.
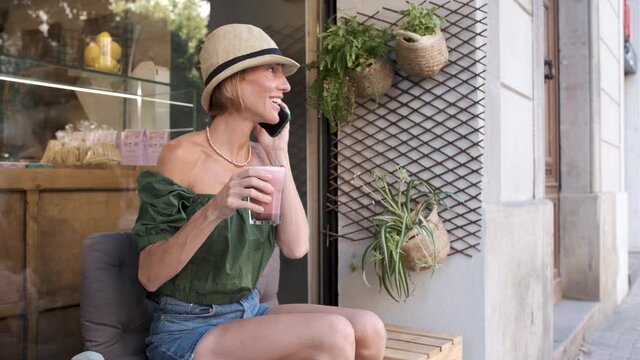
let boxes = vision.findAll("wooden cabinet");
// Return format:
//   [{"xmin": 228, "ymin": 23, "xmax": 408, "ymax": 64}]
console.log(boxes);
[{"xmin": 0, "ymin": 166, "xmax": 148, "ymax": 360}]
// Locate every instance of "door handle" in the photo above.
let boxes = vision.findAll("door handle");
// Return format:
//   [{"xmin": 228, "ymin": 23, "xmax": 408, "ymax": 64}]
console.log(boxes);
[{"xmin": 544, "ymin": 59, "xmax": 555, "ymax": 81}]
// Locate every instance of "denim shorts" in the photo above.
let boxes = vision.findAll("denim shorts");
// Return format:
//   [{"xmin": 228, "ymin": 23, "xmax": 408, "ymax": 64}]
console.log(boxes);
[{"xmin": 146, "ymin": 289, "xmax": 271, "ymax": 360}]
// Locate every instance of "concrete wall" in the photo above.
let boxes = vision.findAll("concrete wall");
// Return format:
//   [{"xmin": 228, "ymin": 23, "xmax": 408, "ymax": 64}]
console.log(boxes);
[
  {"xmin": 560, "ymin": 192, "xmax": 624, "ymax": 309},
  {"xmin": 625, "ymin": 0, "xmax": 640, "ymax": 252},
  {"xmin": 483, "ymin": 200, "xmax": 553, "ymax": 360},
  {"xmin": 483, "ymin": 1, "xmax": 554, "ymax": 359},
  {"xmin": 558, "ymin": 0, "xmax": 628, "ymax": 307}
]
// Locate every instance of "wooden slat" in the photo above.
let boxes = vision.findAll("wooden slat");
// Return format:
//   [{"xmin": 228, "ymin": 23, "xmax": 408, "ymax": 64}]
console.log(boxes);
[
  {"xmin": 0, "ymin": 301, "xmax": 26, "ymax": 318},
  {"xmin": 386, "ymin": 324, "xmax": 462, "ymax": 345},
  {"xmin": 429, "ymin": 340, "xmax": 463, "ymax": 360},
  {"xmin": 385, "ymin": 347, "xmax": 429, "ymax": 360},
  {"xmin": 0, "ymin": 192, "xmax": 26, "ymax": 306},
  {"xmin": 25, "ymin": 190, "xmax": 39, "ymax": 360},
  {"xmin": 386, "ymin": 339, "xmax": 440, "ymax": 355},
  {"xmin": 38, "ymin": 293, "xmax": 80, "ymax": 312},
  {"xmin": 387, "ymin": 330, "xmax": 452, "ymax": 349},
  {"xmin": 383, "ymin": 324, "xmax": 463, "ymax": 360},
  {"xmin": 0, "ymin": 166, "xmax": 150, "ymax": 190}
]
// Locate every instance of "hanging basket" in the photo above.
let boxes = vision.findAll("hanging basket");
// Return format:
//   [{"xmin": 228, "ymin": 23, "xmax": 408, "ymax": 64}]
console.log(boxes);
[
  {"xmin": 395, "ymin": 27, "xmax": 449, "ymax": 77},
  {"xmin": 350, "ymin": 57, "xmax": 394, "ymax": 99},
  {"xmin": 401, "ymin": 206, "xmax": 451, "ymax": 271}
]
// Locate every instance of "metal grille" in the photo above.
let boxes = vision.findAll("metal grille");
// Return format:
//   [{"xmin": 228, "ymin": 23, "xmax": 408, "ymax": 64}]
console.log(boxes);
[{"xmin": 326, "ymin": 0, "xmax": 486, "ymax": 257}]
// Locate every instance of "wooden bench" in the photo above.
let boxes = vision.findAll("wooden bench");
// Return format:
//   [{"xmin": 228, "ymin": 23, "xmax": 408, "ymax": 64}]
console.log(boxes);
[{"xmin": 384, "ymin": 324, "xmax": 463, "ymax": 360}]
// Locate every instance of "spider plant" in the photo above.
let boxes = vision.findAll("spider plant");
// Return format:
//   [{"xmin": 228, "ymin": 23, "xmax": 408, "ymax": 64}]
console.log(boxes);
[{"xmin": 356, "ymin": 167, "xmax": 453, "ymax": 302}]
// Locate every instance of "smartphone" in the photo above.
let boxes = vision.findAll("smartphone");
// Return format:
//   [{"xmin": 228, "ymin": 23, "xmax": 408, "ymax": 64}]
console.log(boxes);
[{"xmin": 259, "ymin": 107, "xmax": 290, "ymax": 137}]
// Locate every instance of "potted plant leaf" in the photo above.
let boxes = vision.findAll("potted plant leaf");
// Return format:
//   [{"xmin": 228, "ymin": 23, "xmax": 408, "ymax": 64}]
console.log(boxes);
[
  {"xmin": 354, "ymin": 167, "xmax": 454, "ymax": 302},
  {"xmin": 396, "ymin": 2, "xmax": 448, "ymax": 77},
  {"xmin": 308, "ymin": 16, "xmax": 394, "ymax": 132}
]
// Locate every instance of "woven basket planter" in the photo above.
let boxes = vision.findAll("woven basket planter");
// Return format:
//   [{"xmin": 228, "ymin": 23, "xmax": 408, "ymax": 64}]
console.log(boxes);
[
  {"xmin": 396, "ymin": 28, "xmax": 448, "ymax": 77},
  {"xmin": 350, "ymin": 57, "xmax": 394, "ymax": 99},
  {"xmin": 401, "ymin": 206, "xmax": 451, "ymax": 271}
]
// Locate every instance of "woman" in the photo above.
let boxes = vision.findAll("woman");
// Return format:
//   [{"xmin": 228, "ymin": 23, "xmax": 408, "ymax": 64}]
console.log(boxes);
[{"xmin": 132, "ymin": 24, "xmax": 386, "ymax": 360}]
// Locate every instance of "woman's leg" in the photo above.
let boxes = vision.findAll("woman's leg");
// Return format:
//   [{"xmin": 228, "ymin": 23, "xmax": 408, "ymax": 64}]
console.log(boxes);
[
  {"xmin": 193, "ymin": 312, "xmax": 356, "ymax": 360},
  {"xmin": 268, "ymin": 304, "xmax": 386, "ymax": 360}
]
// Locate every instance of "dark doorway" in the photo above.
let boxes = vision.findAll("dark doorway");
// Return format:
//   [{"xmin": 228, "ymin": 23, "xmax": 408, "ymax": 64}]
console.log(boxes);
[{"xmin": 209, "ymin": 0, "xmax": 309, "ymax": 304}]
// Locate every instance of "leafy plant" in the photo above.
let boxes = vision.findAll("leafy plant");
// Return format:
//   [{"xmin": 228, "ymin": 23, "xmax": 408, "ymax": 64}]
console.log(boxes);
[
  {"xmin": 308, "ymin": 17, "xmax": 393, "ymax": 132},
  {"xmin": 354, "ymin": 167, "xmax": 454, "ymax": 302},
  {"xmin": 399, "ymin": 2, "xmax": 445, "ymax": 38}
]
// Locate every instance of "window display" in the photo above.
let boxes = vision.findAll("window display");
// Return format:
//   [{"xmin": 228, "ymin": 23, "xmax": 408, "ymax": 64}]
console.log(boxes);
[
  {"xmin": 0, "ymin": 0, "xmax": 205, "ymax": 164},
  {"xmin": 0, "ymin": 1, "xmax": 209, "ymax": 359}
]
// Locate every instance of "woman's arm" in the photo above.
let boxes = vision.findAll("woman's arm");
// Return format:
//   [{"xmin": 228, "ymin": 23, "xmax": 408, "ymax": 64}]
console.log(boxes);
[
  {"xmin": 269, "ymin": 150, "xmax": 309, "ymax": 259},
  {"xmin": 254, "ymin": 124, "xmax": 309, "ymax": 259},
  {"xmin": 138, "ymin": 204, "xmax": 224, "ymax": 292}
]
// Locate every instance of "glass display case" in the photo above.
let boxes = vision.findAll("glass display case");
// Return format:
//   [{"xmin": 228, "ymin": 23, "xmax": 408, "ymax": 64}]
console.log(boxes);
[
  {"xmin": 0, "ymin": 1, "xmax": 207, "ymax": 359},
  {"xmin": 0, "ymin": 53, "xmax": 196, "ymax": 163}
]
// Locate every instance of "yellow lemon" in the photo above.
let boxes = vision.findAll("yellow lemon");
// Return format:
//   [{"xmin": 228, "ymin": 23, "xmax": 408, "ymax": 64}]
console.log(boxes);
[
  {"xmin": 94, "ymin": 56, "xmax": 118, "ymax": 72},
  {"xmin": 84, "ymin": 41, "xmax": 100, "ymax": 67},
  {"xmin": 95, "ymin": 31, "xmax": 111, "ymax": 45},
  {"xmin": 110, "ymin": 40, "xmax": 122, "ymax": 61}
]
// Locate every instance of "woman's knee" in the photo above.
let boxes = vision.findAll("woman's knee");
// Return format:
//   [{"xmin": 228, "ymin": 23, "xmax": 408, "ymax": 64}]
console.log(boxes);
[
  {"xmin": 351, "ymin": 310, "xmax": 386, "ymax": 358},
  {"xmin": 315, "ymin": 314, "xmax": 356, "ymax": 358},
  {"xmin": 353, "ymin": 310, "xmax": 386, "ymax": 339}
]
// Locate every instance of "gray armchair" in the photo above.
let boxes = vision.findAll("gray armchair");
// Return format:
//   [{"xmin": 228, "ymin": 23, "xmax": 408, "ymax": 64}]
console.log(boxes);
[{"xmin": 73, "ymin": 232, "xmax": 281, "ymax": 360}]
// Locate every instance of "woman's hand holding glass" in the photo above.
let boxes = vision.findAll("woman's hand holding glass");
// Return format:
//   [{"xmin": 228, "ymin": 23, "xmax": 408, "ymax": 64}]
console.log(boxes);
[{"xmin": 209, "ymin": 168, "xmax": 275, "ymax": 219}]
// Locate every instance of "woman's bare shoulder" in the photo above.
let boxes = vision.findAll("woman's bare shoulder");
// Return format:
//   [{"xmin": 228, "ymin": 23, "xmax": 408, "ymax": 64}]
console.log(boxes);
[{"xmin": 156, "ymin": 132, "xmax": 207, "ymax": 187}]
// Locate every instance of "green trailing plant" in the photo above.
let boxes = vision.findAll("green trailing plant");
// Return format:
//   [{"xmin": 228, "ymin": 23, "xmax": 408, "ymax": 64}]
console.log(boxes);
[
  {"xmin": 308, "ymin": 16, "xmax": 393, "ymax": 132},
  {"xmin": 398, "ymin": 2, "xmax": 445, "ymax": 38},
  {"xmin": 354, "ymin": 167, "xmax": 455, "ymax": 302}
]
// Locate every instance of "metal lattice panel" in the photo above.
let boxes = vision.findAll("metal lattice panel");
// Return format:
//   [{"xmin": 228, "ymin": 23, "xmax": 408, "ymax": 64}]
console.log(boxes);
[{"xmin": 326, "ymin": 0, "xmax": 486, "ymax": 257}]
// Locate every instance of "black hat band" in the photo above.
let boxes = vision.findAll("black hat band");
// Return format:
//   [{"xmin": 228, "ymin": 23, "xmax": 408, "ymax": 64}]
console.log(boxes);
[{"xmin": 204, "ymin": 48, "xmax": 283, "ymax": 87}]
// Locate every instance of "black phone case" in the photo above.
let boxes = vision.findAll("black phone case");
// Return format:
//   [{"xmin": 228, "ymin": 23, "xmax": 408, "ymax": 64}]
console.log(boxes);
[{"xmin": 259, "ymin": 108, "xmax": 290, "ymax": 137}]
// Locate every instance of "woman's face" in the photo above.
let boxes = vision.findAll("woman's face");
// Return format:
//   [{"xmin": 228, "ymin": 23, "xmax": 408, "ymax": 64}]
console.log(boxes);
[{"xmin": 237, "ymin": 64, "xmax": 291, "ymax": 124}]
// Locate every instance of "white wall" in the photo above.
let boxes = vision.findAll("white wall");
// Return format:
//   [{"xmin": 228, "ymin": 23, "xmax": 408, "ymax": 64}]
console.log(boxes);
[
  {"xmin": 599, "ymin": 0, "xmax": 624, "ymax": 193},
  {"xmin": 497, "ymin": 0, "xmax": 534, "ymax": 201},
  {"xmin": 339, "ymin": 241, "xmax": 485, "ymax": 357},
  {"xmin": 625, "ymin": 0, "xmax": 640, "ymax": 252},
  {"xmin": 598, "ymin": 0, "xmax": 629, "ymax": 303}
]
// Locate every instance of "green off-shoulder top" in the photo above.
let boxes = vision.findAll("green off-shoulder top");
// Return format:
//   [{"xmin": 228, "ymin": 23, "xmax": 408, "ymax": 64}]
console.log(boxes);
[{"xmin": 132, "ymin": 170, "xmax": 276, "ymax": 304}]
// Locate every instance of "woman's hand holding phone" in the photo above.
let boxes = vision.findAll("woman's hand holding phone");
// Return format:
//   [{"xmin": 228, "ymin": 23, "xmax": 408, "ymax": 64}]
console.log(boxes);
[
  {"xmin": 254, "ymin": 104, "xmax": 291, "ymax": 162},
  {"xmin": 259, "ymin": 107, "xmax": 290, "ymax": 138}
]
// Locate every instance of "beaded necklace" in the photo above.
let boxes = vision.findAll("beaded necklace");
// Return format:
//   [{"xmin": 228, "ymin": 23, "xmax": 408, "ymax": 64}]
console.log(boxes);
[{"xmin": 205, "ymin": 126, "xmax": 251, "ymax": 167}]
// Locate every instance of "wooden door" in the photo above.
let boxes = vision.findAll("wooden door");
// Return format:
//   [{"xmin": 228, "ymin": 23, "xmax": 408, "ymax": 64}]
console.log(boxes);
[{"xmin": 544, "ymin": 0, "xmax": 561, "ymax": 301}]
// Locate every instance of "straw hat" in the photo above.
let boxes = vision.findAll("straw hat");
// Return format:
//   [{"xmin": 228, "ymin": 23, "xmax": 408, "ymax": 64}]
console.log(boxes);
[{"xmin": 199, "ymin": 24, "xmax": 300, "ymax": 112}]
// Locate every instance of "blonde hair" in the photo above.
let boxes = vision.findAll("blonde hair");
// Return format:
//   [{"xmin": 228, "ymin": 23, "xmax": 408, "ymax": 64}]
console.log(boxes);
[{"xmin": 208, "ymin": 71, "xmax": 245, "ymax": 116}]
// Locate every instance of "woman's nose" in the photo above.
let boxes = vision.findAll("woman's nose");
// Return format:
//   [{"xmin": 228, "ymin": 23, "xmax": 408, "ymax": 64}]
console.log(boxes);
[{"xmin": 279, "ymin": 76, "xmax": 291, "ymax": 93}]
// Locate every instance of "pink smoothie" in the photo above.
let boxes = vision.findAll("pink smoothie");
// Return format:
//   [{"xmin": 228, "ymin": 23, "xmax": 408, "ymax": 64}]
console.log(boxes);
[{"xmin": 249, "ymin": 166, "xmax": 286, "ymax": 224}]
